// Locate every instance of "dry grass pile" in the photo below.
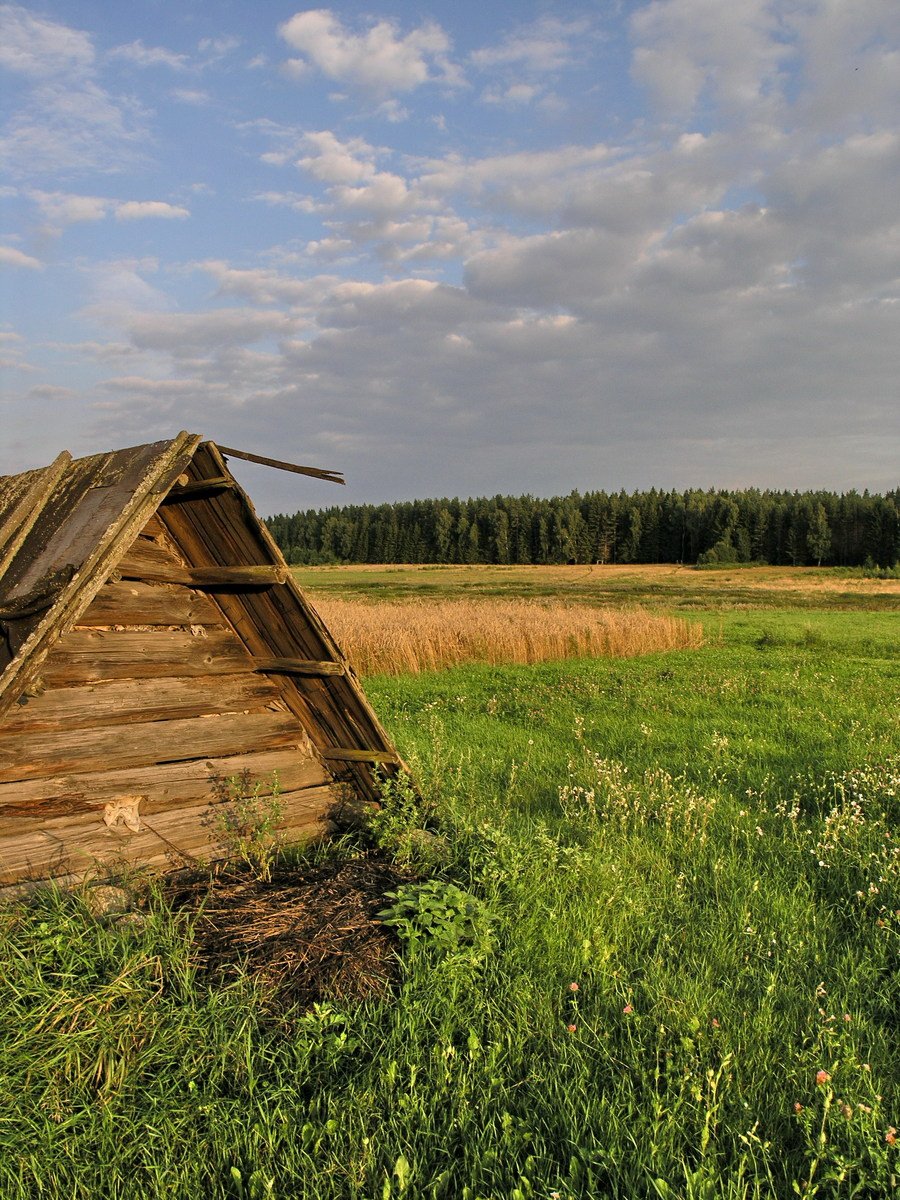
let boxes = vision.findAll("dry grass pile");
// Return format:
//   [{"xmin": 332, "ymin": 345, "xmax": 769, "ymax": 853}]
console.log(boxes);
[
  {"xmin": 317, "ymin": 598, "xmax": 704, "ymax": 676},
  {"xmin": 166, "ymin": 855, "xmax": 413, "ymax": 1011}
]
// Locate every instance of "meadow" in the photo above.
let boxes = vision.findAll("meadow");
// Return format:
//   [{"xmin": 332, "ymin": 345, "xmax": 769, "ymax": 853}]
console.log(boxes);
[{"xmin": 0, "ymin": 565, "xmax": 897, "ymax": 1198}]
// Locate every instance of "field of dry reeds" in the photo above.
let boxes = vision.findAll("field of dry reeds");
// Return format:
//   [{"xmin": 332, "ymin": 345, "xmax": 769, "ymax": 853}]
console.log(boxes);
[{"xmin": 316, "ymin": 598, "xmax": 704, "ymax": 675}]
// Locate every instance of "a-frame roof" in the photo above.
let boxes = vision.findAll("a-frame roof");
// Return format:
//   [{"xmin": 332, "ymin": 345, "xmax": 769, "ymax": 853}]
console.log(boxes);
[{"xmin": 0, "ymin": 433, "xmax": 401, "ymax": 803}]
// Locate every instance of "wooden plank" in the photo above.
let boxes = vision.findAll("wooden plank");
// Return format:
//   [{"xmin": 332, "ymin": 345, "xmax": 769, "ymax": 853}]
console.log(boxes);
[
  {"xmin": 253, "ymin": 657, "xmax": 345, "ymax": 677},
  {"xmin": 0, "ymin": 784, "xmax": 335, "ymax": 886},
  {"xmin": 0, "ymin": 747, "xmax": 330, "ymax": 825},
  {"xmin": 76, "ymin": 579, "xmax": 223, "ymax": 627},
  {"xmin": 117, "ymin": 530, "xmax": 187, "ymax": 576},
  {"xmin": 213, "ymin": 444, "xmax": 344, "ymax": 486},
  {"xmin": 3, "ymin": 673, "xmax": 284, "ymax": 734},
  {"xmin": 0, "ymin": 709, "xmax": 306, "ymax": 783},
  {"xmin": 320, "ymin": 747, "xmax": 400, "ymax": 763},
  {"xmin": 161, "ymin": 476, "xmax": 234, "ymax": 501},
  {"xmin": 0, "ymin": 451, "xmax": 72, "ymax": 581},
  {"xmin": 39, "ymin": 628, "xmax": 254, "ymax": 685}
]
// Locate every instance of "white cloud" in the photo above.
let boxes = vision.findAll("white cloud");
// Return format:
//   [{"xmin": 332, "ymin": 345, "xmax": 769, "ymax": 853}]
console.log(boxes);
[
  {"xmin": 296, "ymin": 130, "xmax": 377, "ymax": 183},
  {"xmin": 115, "ymin": 200, "xmax": 190, "ymax": 221},
  {"xmin": 199, "ymin": 260, "xmax": 340, "ymax": 308},
  {"xmin": 0, "ymin": 243, "xmax": 42, "ymax": 268},
  {"xmin": 170, "ymin": 88, "xmax": 211, "ymax": 106},
  {"xmin": 198, "ymin": 35, "xmax": 241, "ymax": 61},
  {"xmin": 0, "ymin": 5, "xmax": 94, "ymax": 78},
  {"xmin": 31, "ymin": 189, "xmax": 109, "ymax": 226},
  {"xmin": 28, "ymin": 191, "xmax": 189, "ymax": 229},
  {"xmin": 126, "ymin": 307, "xmax": 298, "ymax": 354},
  {"xmin": 471, "ymin": 17, "xmax": 591, "ymax": 74},
  {"xmin": 0, "ymin": 8, "xmax": 148, "ymax": 178},
  {"xmin": 108, "ymin": 40, "xmax": 188, "ymax": 70},
  {"xmin": 278, "ymin": 9, "xmax": 460, "ymax": 94},
  {"xmin": 482, "ymin": 83, "xmax": 540, "ymax": 106}
]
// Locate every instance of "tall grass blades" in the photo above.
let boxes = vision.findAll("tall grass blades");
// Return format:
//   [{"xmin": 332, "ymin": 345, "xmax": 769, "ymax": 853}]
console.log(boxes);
[{"xmin": 317, "ymin": 598, "xmax": 704, "ymax": 675}]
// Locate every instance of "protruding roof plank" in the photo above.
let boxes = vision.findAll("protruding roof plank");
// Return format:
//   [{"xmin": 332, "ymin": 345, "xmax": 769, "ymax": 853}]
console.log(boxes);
[{"xmin": 214, "ymin": 444, "xmax": 345, "ymax": 485}]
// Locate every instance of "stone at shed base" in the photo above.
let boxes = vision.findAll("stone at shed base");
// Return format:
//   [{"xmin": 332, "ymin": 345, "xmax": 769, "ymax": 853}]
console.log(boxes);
[{"xmin": 82, "ymin": 884, "xmax": 133, "ymax": 917}]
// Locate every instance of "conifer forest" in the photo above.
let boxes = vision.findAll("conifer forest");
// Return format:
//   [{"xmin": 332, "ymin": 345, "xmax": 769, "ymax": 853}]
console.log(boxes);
[{"xmin": 266, "ymin": 488, "xmax": 899, "ymax": 568}]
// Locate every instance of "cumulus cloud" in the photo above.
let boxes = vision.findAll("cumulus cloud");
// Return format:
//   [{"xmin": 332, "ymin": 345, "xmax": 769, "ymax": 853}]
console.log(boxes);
[
  {"xmin": 629, "ymin": 0, "xmax": 790, "ymax": 118},
  {"xmin": 278, "ymin": 9, "xmax": 460, "ymax": 94},
  {"xmin": 108, "ymin": 40, "xmax": 189, "ymax": 70},
  {"xmin": 31, "ymin": 189, "xmax": 109, "ymax": 226},
  {"xmin": 28, "ymin": 191, "xmax": 190, "ymax": 230},
  {"xmin": 115, "ymin": 200, "xmax": 190, "ymax": 221},
  {"xmin": 0, "ymin": 243, "xmax": 42, "ymax": 268}
]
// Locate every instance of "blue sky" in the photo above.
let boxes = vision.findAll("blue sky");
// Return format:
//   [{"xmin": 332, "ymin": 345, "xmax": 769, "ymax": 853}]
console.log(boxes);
[{"xmin": 1, "ymin": 0, "xmax": 898, "ymax": 513}]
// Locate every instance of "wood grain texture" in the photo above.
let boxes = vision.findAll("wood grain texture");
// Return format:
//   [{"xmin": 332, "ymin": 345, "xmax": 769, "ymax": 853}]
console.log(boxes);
[
  {"xmin": 0, "ymin": 747, "xmax": 331, "ymax": 826},
  {"xmin": 76, "ymin": 579, "xmax": 223, "ymax": 627},
  {"xmin": 0, "ymin": 710, "xmax": 305, "ymax": 782},
  {"xmin": 0, "ymin": 784, "xmax": 335, "ymax": 886},
  {"xmin": 3, "ymin": 672, "xmax": 285, "ymax": 734},
  {"xmin": 39, "ymin": 627, "xmax": 255, "ymax": 685}
]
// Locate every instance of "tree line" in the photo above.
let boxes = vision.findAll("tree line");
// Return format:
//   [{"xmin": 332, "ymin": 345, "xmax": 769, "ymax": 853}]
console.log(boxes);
[{"xmin": 265, "ymin": 487, "xmax": 900, "ymax": 568}]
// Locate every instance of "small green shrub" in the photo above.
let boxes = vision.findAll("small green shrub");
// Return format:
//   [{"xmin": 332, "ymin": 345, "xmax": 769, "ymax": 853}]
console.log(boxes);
[
  {"xmin": 365, "ymin": 770, "xmax": 448, "ymax": 869},
  {"xmin": 210, "ymin": 770, "xmax": 284, "ymax": 881},
  {"xmin": 378, "ymin": 879, "xmax": 492, "ymax": 954}
]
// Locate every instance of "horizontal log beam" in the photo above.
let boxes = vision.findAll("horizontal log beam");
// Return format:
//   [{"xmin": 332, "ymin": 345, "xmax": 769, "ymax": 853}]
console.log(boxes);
[
  {"xmin": 119, "ymin": 564, "xmax": 290, "ymax": 587},
  {"xmin": 161, "ymin": 476, "xmax": 235, "ymax": 502},
  {"xmin": 319, "ymin": 747, "xmax": 399, "ymax": 764},
  {"xmin": 253, "ymin": 657, "xmax": 345, "ymax": 677}
]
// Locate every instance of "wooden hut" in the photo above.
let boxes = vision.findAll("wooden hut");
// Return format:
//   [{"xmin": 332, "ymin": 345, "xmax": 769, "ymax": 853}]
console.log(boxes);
[{"xmin": 0, "ymin": 432, "xmax": 403, "ymax": 888}]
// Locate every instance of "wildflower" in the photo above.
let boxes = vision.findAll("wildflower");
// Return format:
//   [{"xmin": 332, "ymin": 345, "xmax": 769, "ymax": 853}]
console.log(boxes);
[
  {"xmin": 794, "ymin": 1102, "xmax": 804, "ymax": 1113},
  {"xmin": 711, "ymin": 1018, "xmax": 720, "ymax": 1028},
  {"xmin": 569, "ymin": 982, "xmax": 580, "ymax": 992},
  {"xmin": 623, "ymin": 1003, "xmax": 634, "ymax": 1014},
  {"xmin": 566, "ymin": 1024, "xmax": 577, "ymax": 1034},
  {"xmin": 887, "ymin": 1128, "xmax": 897, "ymax": 1146},
  {"xmin": 843, "ymin": 1013, "xmax": 852, "ymax": 1022},
  {"xmin": 842, "ymin": 1104, "xmax": 853, "ymax": 1119},
  {"xmin": 816, "ymin": 1070, "xmax": 831, "ymax": 1086},
  {"xmin": 862, "ymin": 1064, "xmax": 871, "ymax": 1072}
]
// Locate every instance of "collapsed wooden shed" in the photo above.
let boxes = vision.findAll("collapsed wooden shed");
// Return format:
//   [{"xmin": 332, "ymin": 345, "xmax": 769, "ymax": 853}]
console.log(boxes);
[{"xmin": 0, "ymin": 432, "xmax": 403, "ymax": 888}]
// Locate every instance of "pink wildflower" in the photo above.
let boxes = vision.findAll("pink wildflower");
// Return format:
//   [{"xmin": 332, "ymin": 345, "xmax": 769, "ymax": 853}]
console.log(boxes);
[
  {"xmin": 887, "ymin": 1128, "xmax": 897, "ymax": 1146},
  {"xmin": 566, "ymin": 1024, "xmax": 577, "ymax": 1034},
  {"xmin": 816, "ymin": 1070, "xmax": 831, "ymax": 1086},
  {"xmin": 794, "ymin": 1102, "xmax": 804, "ymax": 1113},
  {"xmin": 711, "ymin": 1018, "xmax": 720, "ymax": 1029},
  {"xmin": 569, "ymin": 982, "xmax": 580, "ymax": 992},
  {"xmin": 623, "ymin": 1003, "xmax": 634, "ymax": 1014}
]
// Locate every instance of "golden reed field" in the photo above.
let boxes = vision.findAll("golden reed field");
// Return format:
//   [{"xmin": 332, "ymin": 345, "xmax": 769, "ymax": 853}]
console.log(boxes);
[{"xmin": 315, "ymin": 598, "xmax": 704, "ymax": 676}]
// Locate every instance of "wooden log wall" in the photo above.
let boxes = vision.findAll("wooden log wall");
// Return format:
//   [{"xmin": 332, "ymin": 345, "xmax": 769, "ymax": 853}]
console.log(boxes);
[
  {"xmin": 0, "ymin": 516, "xmax": 339, "ymax": 886},
  {"xmin": 159, "ymin": 443, "xmax": 401, "ymax": 803}
]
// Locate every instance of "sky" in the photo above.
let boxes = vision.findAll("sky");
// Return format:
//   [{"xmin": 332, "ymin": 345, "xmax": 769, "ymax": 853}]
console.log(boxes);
[{"xmin": 1, "ymin": 0, "xmax": 899, "ymax": 515}]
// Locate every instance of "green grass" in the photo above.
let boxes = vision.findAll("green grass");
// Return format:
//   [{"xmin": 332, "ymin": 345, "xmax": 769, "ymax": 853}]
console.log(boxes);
[{"xmin": 1, "ymin": 584, "xmax": 898, "ymax": 1198}]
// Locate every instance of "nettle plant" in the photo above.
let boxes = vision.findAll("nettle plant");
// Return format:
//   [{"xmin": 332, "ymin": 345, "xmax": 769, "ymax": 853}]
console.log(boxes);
[
  {"xmin": 211, "ymin": 770, "xmax": 284, "ymax": 881},
  {"xmin": 365, "ymin": 769, "xmax": 449, "ymax": 870},
  {"xmin": 378, "ymin": 878, "xmax": 493, "ymax": 956}
]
